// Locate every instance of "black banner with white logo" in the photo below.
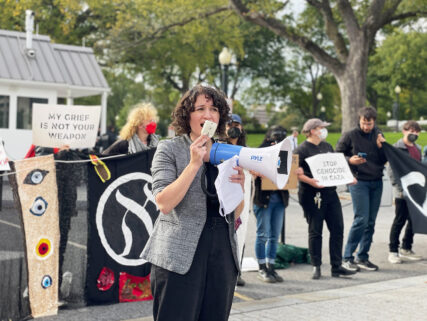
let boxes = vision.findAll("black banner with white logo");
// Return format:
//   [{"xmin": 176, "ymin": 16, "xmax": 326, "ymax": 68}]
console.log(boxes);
[
  {"xmin": 383, "ymin": 143, "xmax": 427, "ymax": 234},
  {"xmin": 86, "ymin": 149, "xmax": 158, "ymax": 304}
]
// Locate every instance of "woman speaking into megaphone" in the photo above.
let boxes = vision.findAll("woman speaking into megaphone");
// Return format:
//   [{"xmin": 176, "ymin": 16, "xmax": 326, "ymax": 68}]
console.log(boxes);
[{"xmin": 141, "ymin": 84, "xmax": 244, "ymax": 321}]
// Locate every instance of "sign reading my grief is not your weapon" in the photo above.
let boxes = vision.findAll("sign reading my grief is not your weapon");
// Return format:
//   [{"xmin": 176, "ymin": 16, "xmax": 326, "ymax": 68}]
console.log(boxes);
[{"xmin": 32, "ymin": 104, "xmax": 101, "ymax": 149}]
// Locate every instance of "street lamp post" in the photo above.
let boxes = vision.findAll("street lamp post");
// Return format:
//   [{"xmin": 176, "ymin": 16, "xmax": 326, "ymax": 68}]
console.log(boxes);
[
  {"xmin": 394, "ymin": 85, "xmax": 401, "ymax": 132},
  {"xmin": 320, "ymin": 106, "xmax": 326, "ymax": 121},
  {"xmin": 316, "ymin": 92, "xmax": 322, "ymax": 117},
  {"xmin": 218, "ymin": 47, "xmax": 232, "ymax": 96}
]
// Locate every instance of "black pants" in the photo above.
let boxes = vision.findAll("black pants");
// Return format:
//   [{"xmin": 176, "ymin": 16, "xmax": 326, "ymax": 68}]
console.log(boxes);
[
  {"xmin": 150, "ymin": 217, "xmax": 238, "ymax": 321},
  {"xmin": 300, "ymin": 190, "xmax": 344, "ymax": 268},
  {"xmin": 389, "ymin": 198, "xmax": 414, "ymax": 252}
]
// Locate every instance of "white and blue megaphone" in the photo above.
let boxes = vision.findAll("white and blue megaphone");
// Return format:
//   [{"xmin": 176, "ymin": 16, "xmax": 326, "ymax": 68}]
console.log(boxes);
[{"xmin": 210, "ymin": 138, "xmax": 293, "ymax": 189}]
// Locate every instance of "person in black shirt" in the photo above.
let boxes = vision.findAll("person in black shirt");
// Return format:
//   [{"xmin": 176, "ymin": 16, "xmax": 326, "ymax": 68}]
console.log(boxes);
[
  {"xmin": 294, "ymin": 118, "xmax": 357, "ymax": 279},
  {"xmin": 336, "ymin": 107, "xmax": 386, "ymax": 272}
]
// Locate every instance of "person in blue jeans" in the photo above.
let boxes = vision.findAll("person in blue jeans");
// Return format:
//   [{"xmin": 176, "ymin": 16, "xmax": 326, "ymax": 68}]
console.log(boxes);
[
  {"xmin": 252, "ymin": 126, "xmax": 289, "ymax": 283},
  {"xmin": 336, "ymin": 106, "xmax": 387, "ymax": 271}
]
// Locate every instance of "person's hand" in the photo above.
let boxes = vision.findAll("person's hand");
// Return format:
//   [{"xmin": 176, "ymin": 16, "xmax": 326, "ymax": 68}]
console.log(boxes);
[
  {"xmin": 348, "ymin": 177, "xmax": 358, "ymax": 185},
  {"xmin": 296, "ymin": 167, "xmax": 304, "ymax": 176},
  {"xmin": 377, "ymin": 134, "xmax": 386, "ymax": 148},
  {"xmin": 230, "ymin": 166, "xmax": 245, "ymax": 191},
  {"xmin": 59, "ymin": 144, "xmax": 70, "ymax": 151},
  {"xmin": 189, "ymin": 135, "xmax": 209, "ymax": 167},
  {"xmin": 349, "ymin": 155, "xmax": 367, "ymax": 165},
  {"xmin": 309, "ymin": 177, "xmax": 324, "ymax": 189},
  {"xmin": 249, "ymin": 170, "xmax": 265, "ymax": 178}
]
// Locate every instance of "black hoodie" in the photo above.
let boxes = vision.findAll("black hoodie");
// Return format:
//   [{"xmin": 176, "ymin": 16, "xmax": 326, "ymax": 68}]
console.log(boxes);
[{"xmin": 336, "ymin": 126, "xmax": 387, "ymax": 181}]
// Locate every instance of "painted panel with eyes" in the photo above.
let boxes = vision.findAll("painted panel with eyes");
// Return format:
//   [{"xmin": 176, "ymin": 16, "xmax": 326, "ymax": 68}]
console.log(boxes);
[{"xmin": 12, "ymin": 154, "xmax": 60, "ymax": 317}]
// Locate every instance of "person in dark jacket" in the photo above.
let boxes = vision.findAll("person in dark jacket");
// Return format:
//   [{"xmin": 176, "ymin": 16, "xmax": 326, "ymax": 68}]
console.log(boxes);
[
  {"xmin": 294, "ymin": 118, "xmax": 357, "ymax": 279},
  {"xmin": 252, "ymin": 125, "xmax": 289, "ymax": 283},
  {"xmin": 336, "ymin": 106, "xmax": 386, "ymax": 272},
  {"xmin": 387, "ymin": 120, "xmax": 423, "ymax": 264},
  {"xmin": 103, "ymin": 103, "xmax": 159, "ymax": 155}
]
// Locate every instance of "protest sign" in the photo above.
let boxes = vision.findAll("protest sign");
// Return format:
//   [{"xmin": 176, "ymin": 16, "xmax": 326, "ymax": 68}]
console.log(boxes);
[
  {"xmin": 32, "ymin": 104, "xmax": 101, "ymax": 149},
  {"xmin": 305, "ymin": 153, "xmax": 354, "ymax": 187},
  {"xmin": 261, "ymin": 154, "xmax": 299, "ymax": 190},
  {"xmin": 0, "ymin": 139, "xmax": 10, "ymax": 170}
]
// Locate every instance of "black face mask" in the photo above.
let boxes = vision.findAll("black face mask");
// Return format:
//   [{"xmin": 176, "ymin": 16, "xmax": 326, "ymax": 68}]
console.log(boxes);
[
  {"xmin": 407, "ymin": 133, "xmax": 418, "ymax": 143},
  {"xmin": 227, "ymin": 127, "xmax": 241, "ymax": 139}
]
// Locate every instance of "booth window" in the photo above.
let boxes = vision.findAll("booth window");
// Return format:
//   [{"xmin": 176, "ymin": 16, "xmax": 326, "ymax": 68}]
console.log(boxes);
[
  {"xmin": 0, "ymin": 95, "xmax": 9, "ymax": 128},
  {"xmin": 17, "ymin": 97, "xmax": 48, "ymax": 129}
]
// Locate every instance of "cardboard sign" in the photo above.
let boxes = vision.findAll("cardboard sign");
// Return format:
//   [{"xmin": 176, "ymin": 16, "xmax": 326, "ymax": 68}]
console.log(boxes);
[
  {"xmin": 261, "ymin": 154, "xmax": 298, "ymax": 190},
  {"xmin": 305, "ymin": 152, "xmax": 354, "ymax": 187},
  {"xmin": 32, "ymin": 104, "xmax": 101, "ymax": 149},
  {"xmin": 0, "ymin": 139, "xmax": 10, "ymax": 171}
]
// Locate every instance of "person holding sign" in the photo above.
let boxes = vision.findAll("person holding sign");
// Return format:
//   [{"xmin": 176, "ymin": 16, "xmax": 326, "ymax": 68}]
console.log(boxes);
[
  {"xmin": 336, "ymin": 106, "xmax": 386, "ymax": 272},
  {"xmin": 103, "ymin": 103, "xmax": 159, "ymax": 155},
  {"xmin": 294, "ymin": 119, "xmax": 357, "ymax": 280},
  {"xmin": 141, "ymin": 85, "xmax": 244, "ymax": 321}
]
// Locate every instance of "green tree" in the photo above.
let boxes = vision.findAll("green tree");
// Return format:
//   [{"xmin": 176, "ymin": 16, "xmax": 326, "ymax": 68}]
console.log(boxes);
[
  {"xmin": 229, "ymin": 0, "xmax": 427, "ymax": 132},
  {"xmin": 368, "ymin": 31, "xmax": 427, "ymax": 120}
]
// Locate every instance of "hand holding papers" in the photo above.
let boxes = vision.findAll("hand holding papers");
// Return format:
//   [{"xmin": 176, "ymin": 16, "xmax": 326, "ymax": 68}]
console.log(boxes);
[
  {"xmin": 215, "ymin": 155, "xmax": 244, "ymax": 216},
  {"xmin": 305, "ymin": 153, "xmax": 354, "ymax": 187}
]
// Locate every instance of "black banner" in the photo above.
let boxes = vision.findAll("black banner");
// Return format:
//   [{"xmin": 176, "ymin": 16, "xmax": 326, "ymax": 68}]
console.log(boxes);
[
  {"xmin": 383, "ymin": 143, "xmax": 427, "ymax": 234},
  {"xmin": 86, "ymin": 149, "xmax": 158, "ymax": 304}
]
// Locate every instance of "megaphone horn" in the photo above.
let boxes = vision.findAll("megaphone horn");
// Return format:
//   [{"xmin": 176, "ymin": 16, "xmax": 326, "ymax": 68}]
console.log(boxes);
[{"xmin": 210, "ymin": 138, "xmax": 293, "ymax": 189}]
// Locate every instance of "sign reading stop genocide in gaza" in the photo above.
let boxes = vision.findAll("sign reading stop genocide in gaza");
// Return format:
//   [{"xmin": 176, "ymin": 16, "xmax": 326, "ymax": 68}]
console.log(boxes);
[
  {"xmin": 305, "ymin": 152, "xmax": 354, "ymax": 187},
  {"xmin": 32, "ymin": 104, "xmax": 101, "ymax": 149}
]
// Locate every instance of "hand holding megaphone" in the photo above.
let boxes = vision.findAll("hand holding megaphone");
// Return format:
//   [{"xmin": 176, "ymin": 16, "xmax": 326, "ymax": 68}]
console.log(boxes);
[{"xmin": 210, "ymin": 138, "xmax": 294, "ymax": 189}]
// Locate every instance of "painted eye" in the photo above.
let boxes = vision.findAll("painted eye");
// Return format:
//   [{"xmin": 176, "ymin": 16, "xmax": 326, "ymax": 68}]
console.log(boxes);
[
  {"xmin": 24, "ymin": 169, "xmax": 49, "ymax": 185},
  {"xmin": 41, "ymin": 275, "xmax": 52, "ymax": 289},
  {"xmin": 35, "ymin": 238, "xmax": 53, "ymax": 260},
  {"xmin": 30, "ymin": 197, "xmax": 48, "ymax": 216}
]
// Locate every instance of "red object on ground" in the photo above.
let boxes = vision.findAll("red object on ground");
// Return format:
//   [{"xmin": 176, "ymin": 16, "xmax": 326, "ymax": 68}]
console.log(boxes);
[{"xmin": 119, "ymin": 272, "xmax": 153, "ymax": 302}]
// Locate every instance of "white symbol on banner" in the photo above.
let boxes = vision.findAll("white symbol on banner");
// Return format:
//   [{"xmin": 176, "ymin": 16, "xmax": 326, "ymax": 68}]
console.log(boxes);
[
  {"xmin": 96, "ymin": 172, "xmax": 158, "ymax": 266},
  {"xmin": 401, "ymin": 171, "xmax": 427, "ymax": 217}
]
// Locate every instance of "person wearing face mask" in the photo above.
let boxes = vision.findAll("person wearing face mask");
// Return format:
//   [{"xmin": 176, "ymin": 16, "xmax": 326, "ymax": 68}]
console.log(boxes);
[
  {"xmin": 252, "ymin": 125, "xmax": 289, "ymax": 283},
  {"xmin": 387, "ymin": 120, "xmax": 423, "ymax": 264},
  {"xmin": 294, "ymin": 118, "xmax": 357, "ymax": 279},
  {"xmin": 102, "ymin": 102, "xmax": 159, "ymax": 155},
  {"xmin": 226, "ymin": 113, "xmax": 247, "ymax": 147},
  {"xmin": 336, "ymin": 106, "xmax": 386, "ymax": 272}
]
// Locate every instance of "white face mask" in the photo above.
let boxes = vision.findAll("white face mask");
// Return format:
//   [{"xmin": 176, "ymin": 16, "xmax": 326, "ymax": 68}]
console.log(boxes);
[{"xmin": 318, "ymin": 128, "xmax": 328, "ymax": 140}]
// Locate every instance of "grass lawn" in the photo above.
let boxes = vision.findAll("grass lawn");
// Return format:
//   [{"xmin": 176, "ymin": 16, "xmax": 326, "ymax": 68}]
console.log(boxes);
[{"xmin": 247, "ymin": 132, "xmax": 427, "ymax": 150}]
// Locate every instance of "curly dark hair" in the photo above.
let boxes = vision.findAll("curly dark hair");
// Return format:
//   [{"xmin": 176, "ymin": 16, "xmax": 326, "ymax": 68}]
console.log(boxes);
[{"xmin": 171, "ymin": 84, "xmax": 230, "ymax": 136}]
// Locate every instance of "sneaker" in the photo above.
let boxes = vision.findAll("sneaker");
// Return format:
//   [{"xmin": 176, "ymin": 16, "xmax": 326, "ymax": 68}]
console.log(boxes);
[
  {"xmin": 257, "ymin": 264, "xmax": 276, "ymax": 283},
  {"xmin": 400, "ymin": 249, "xmax": 422, "ymax": 261},
  {"xmin": 267, "ymin": 264, "xmax": 284, "ymax": 283},
  {"xmin": 355, "ymin": 259, "xmax": 379, "ymax": 271},
  {"xmin": 236, "ymin": 275, "xmax": 246, "ymax": 286},
  {"xmin": 312, "ymin": 266, "xmax": 321, "ymax": 280},
  {"xmin": 331, "ymin": 264, "xmax": 357, "ymax": 277},
  {"xmin": 388, "ymin": 252, "xmax": 402, "ymax": 264},
  {"xmin": 342, "ymin": 259, "xmax": 360, "ymax": 272}
]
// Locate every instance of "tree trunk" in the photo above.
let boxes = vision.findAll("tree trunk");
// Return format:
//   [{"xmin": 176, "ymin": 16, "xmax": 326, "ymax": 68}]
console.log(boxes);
[{"xmin": 335, "ymin": 35, "xmax": 369, "ymax": 133}]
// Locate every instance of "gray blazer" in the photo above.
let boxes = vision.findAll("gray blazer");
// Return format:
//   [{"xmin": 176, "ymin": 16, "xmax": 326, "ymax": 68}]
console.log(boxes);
[{"xmin": 141, "ymin": 134, "xmax": 240, "ymax": 275}]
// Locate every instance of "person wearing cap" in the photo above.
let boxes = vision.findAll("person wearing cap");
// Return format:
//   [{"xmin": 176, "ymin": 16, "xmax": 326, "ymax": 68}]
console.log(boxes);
[
  {"xmin": 226, "ymin": 114, "xmax": 247, "ymax": 147},
  {"xmin": 294, "ymin": 118, "xmax": 357, "ymax": 279},
  {"xmin": 336, "ymin": 106, "xmax": 386, "ymax": 272}
]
